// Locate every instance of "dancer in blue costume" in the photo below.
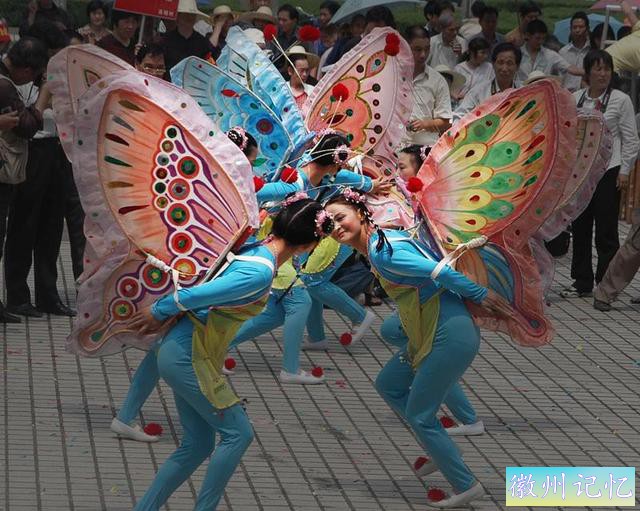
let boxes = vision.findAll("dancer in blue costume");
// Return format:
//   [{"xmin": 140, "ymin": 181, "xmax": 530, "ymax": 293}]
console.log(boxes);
[
  {"xmin": 228, "ymin": 194, "xmax": 327, "ymax": 385},
  {"xmin": 129, "ymin": 198, "xmax": 333, "ymax": 510},
  {"xmin": 109, "ymin": 127, "xmax": 262, "ymax": 442},
  {"xmin": 326, "ymin": 190, "xmax": 508, "ymax": 509},
  {"xmin": 258, "ymin": 133, "xmax": 391, "ymax": 349}
]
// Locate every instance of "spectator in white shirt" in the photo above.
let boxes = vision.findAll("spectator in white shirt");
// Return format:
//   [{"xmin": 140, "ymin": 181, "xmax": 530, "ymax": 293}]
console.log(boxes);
[
  {"xmin": 428, "ymin": 14, "xmax": 467, "ymax": 69},
  {"xmin": 454, "ymin": 42, "xmax": 521, "ymax": 121},
  {"xmin": 455, "ymin": 36, "xmax": 493, "ymax": 97},
  {"xmin": 459, "ymin": 0, "xmax": 483, "ymax": 41},
  {"xmin": 517, "ymin": 19, "xmax": 583, "ymax": 83},
  {"xmin": 563, "ymin": 49, "xmax": 640, "ymax": 298},
  {"xmin": 559, "ymin": 11, "xmax": 591, "ymax": 92},
  {"xmin": 404, "ymin": 25, "xmax": 452, "ymax": 147},
  {"xmin": 285, "ymin": 47, "xmax": 317, "ymax": 115}
]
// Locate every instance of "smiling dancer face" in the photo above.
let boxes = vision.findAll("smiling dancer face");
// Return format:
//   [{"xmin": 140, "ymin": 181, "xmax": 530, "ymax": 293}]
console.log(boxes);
[{"xmin": 326, "ymin": 192, "xmax": 378, "ymax": 255}]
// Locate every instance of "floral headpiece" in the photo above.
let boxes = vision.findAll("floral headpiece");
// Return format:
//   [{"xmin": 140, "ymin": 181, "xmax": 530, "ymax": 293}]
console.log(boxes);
[
  {"xmin": 228, "ymin": 126, "xmax": 249, "ymax": 151},
  {"xmin": 342, "ymin": 187, "xmax": 366, "ymax": 205},
  {"xmin": 313, "ymin": 127, "xmax": 338, "ymax": 144},
  {"xmin": 281, "ymin": 191, "xmax": 309, "ymax": 208},
  {"xmin": 333, "ymin": 144, "xmax": 350, "ymax": 165},
  {"xmin": 315, "ymin": 210, "xmax": 334, "ymax": 239}
]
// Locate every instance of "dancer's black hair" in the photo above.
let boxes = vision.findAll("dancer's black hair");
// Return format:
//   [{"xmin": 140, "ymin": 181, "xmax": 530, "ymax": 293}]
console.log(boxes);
[
  {"xmin": 272, "ymin": 197, "xmax": 334, "ymax": 244},
  {"xmin": 227, "ymin": 128, "xmax": 258, "ymax": 158},
  {"xmin": 399, "ymin": 145, "xmax": 429, "ymax": 172},
  {"xmin": 310, "ymin": 133, "xmax": 350, "ymax": 167},
  {"xmin": 326, "ymin": 190, "xmax": 393, "ymax": 255}
]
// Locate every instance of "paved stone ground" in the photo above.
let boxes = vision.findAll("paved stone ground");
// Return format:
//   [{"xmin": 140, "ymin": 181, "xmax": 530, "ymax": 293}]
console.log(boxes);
[{"xmin": 1, "ymin": 229, "xmax": 639, "ymax": 511}]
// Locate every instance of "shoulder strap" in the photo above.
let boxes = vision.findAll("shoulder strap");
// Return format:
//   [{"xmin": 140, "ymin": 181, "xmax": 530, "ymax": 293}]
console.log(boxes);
[{"xmin": 231, "ymin": 253, "xmax": 276, "ymax": 273}]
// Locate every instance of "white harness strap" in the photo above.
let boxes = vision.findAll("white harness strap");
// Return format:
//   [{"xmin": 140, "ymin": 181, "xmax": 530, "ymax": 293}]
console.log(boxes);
[
  {"xmin": 145, "ymin": 252, "xmax": 276, "ymax": 312},
  {"xmin": 430, "ymin": 236, "xmax": 488, "ymax": 280}
]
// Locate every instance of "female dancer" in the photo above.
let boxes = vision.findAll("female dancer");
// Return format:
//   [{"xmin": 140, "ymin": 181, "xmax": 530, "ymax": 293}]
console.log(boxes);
[
  {"xmin": 326, "ymin": 189, "xmax": 507, "ymax": 508},
  {"xmin": 130, "ymin": 197, "xmax": 333, "ymax": 510},
  {"xmin": 109, "ymin": 126, "xmax": 264, "ymax": 442},
  {"xmin": 258, "ymin": 133, "xmax": 390, "ymax": 348}
]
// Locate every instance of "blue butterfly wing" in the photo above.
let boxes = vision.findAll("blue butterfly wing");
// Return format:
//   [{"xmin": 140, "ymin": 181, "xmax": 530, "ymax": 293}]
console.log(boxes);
[
  {"xmin": 171, "ymin": 56, "xmax": 292, "ymax": 179},
  {"xmin": 223, "ymin": 27, "xmax": 312, "ymax": 159}
]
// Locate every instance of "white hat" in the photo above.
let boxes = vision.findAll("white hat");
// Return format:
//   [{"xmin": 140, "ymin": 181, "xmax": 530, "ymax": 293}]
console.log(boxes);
[
  {"xmin": 244, "ymin": 27, "xmax": 266, "ymax": 46},
  {"xmin": 212, "ymin": 5, "xmax": 238, "ymax": 21},
  {"xmin": 177, "ymin": 0, "xmax": 209, "ymax": 22},
  {"xmin": 286, "ymin": 44, "xmax": 320, "ymax": 69},
  {"xmin": 239, "ymin": 6, "xmax": 277, "ymax": 25},
  {"xmin": 522, "ymin": 70, "xmax": 562, "ymax": 85},
  {"xmin": 434, "ymin": 64, "xmax": 466, "ymax": 93}
]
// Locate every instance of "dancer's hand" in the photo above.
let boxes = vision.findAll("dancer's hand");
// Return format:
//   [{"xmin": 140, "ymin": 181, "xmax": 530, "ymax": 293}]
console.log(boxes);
[
  {"xmin": 481, "ymin": 289, "xmax": 512, "ymax": 317},
  {"xmin": 129, "ymin": 306, "xmax": 164, "ymax": 335},
  {"xmin": 371, "ymin": 178, "xmax": 392, "ymax": 195}
]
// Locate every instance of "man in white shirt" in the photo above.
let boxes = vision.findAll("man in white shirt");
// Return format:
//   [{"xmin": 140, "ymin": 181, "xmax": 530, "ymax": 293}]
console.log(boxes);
[
  {"xmin": 404, "ymin": 25, "xmax": 452, "ymax": 147},
  {"xmin": 428, "ymin": 14, "xmax": 467, "ymax": 69},
  {"xmin": 285, "ymin": 46, "xmax": 317, "ymax": 115},
  {"xmin": 459, "ymin": 0, "xmax": 483, "ymax": 41},
  {"xmin": 559, "ymin": 11, "xmax": 590, "ymax": 92},
  {"xmin": 517, "ymin": 19, "xmax": 583, "ymax": 83},
  {"xmin": 454, "ymin": 42, "xmax": 521, "ymax": 122}
]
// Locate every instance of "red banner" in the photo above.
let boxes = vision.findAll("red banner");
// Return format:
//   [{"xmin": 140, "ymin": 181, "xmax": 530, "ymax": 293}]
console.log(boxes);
[
  {"xmin": 0, "ymin": 19, "xmax": 10, "ymax": 43},
  {"xmin": 113, "ymin": 0, "xmax": 179, "ymax": 20}
]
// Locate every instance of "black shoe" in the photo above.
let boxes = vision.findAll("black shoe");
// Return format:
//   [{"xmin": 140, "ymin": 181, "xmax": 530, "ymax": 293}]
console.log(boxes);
[
  {"xmin": 593, "ymin": 299, "xmax": 612, "ymax": 312},
  {"xmin": 7, "ymin": 303, "xmax": 44, "ymax": 318},
  {"xmin": 0, "ymin": 310, "xmax": 21, "ymax": 323},
  {"xmin": 37, "ymin": 300, "xmax": 76, "ymax": 317}
]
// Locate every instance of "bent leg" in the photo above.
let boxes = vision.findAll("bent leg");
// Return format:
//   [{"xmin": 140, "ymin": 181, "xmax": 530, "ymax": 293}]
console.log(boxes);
[
  {"xmin": 117, "ymin": 349, "xmax": 160, "ymax": 425},
  {"xmin": 281, "ymin": 287, "xmax": 312, "ymax": 373}
]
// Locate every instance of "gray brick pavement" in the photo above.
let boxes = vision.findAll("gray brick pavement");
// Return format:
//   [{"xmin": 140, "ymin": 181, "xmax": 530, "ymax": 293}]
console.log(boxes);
[{"xmin": 1, "ymin": 231, "xmax": 639, "ymax": 511}]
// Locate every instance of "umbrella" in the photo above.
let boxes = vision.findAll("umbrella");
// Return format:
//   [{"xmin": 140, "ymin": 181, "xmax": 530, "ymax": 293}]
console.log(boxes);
[
  {"xmin": 553, "ymin": 13, "xmax": 623, "ymax": 45},
  {"xmin": 330, "ymin": 0, "xmax": 427, "ymax": 25}
]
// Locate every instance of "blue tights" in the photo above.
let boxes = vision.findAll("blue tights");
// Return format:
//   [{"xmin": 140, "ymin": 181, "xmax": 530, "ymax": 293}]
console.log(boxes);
[
  {"xmin": 375, "ymin": 306, "xmax": 480, "ymax": 492},
  {"xmin": 117, "ymin": 348, "xmax": 159, "ymax": 425},
  {"xmin": 229, "ymin": 286, "xmax": 311, "ymax": 374},
  {"xmin": 379, "ymin": 312, "xmax": 478, "ymax": 425},
  {"xmin": 134, "ymin": 335, "xmax": 254, "ymax": 510}
]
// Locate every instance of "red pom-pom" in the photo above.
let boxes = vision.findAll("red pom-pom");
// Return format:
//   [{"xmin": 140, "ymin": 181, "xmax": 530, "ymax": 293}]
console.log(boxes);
[
  {"xmin": 427, "ymin": 488, "xmax": 447, "ymax": 502},
  {"xmin": 253, "ymin": 176, "xmax": 265, "ymax": 192},
  {"xmin": 332, "ymin": 83, "xmax": 350, "ymax": 101},
  {"xmin": 339, "ymin": 332, "xmax": 353, "ymax": 346},
  {"xmin": 143, "ymin": 422, "xmax": 163, "ymax": 436},
  {"xmin": 263, "ymin": 24, "xmax": 277, "ymax": 42},
  {"xmin": 384, "ymin": 42, "xmax": 400, "ymax": 56},
  {"xmin": 386, "ymin": 33, "xmax": 400, "ymax": 46},
  {"xmin": 406, "ymin": 177, "xmax": 424, "ymax": 193},
  {"xmin": 280, "ymin": 166, "xmax": 298, "ymax": 183},
  {"xmin": 440, "ymin": 416, "xmax": 456, "ymax": 428},
  {"xmin": 224, "ymin": 357, "xmax": 237, "ymax": 370},
  {"xmin": 311, "ymin": 366, "xmax": 324, "ymax": 377},
  {"xmin": 414, "ymin": 456, "xmax": 429, "ymax": 470},
  {"xmin": 298, "ymin": 24, "xmax": 321, "ymax": 42}
]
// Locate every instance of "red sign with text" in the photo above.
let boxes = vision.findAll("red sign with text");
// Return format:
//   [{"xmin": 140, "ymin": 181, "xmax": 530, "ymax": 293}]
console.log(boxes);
[{"xmin": 113, "ymin": 0, "xmax": 179, "ymax": 20}]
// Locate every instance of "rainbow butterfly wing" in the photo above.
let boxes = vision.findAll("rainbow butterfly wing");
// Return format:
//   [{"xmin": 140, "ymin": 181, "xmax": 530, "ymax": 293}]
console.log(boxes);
[
  {"xmin": 67, "ymin": 71, "xmax": 258, "ymax": 356},
  {"xmin": 537, "ymin": 109, "xmax": 613, "ymax": 240},
  {"xmin": 48, "ymin": 44, "xmax": 132, "ymax": 160},
  {"xmin": 304, "ymin": 27, "xmax": 414, "ymax": 179},
  {"xmin": 171, "ymin": 56, "xmax": 293, "ymax": 180},
  {"xmin": 417, "ymin": 79, "xmax": 578, "ymax": 345}
]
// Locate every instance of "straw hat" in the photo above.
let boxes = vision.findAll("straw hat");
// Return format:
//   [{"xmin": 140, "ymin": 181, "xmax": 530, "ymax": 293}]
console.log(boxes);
[
  {"xmin": 212, "ymin": 5, "xmax": 238, "ymax": 22},
  {"xmin": 239, "ymin": 6, "xmax": 277, "ymax": 25},
  {"xmin": 523, "ymin": 70, "xmax": 550, "ymax": 85},
  {"xmin": 286, "ymin": 44, "xmax": 320, "ymax": 69},
  {"xmin": 434, "ymin": 64, "xmax": 466, "ymax": 93},
  {"xmin": 177, "ymin": 0, "xmax": 209, "ymax": 22}
]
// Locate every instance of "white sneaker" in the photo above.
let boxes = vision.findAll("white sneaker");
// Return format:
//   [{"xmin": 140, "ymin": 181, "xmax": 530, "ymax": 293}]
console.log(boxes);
[
  {"xmin": 301, "ymin": 338, "xmax": 329, "ymax": 351},
  {"xmin": 110, "ymin": 417, "xmax": 160, "ymax": 443},
  {"xmin": 446, "ymin": 420, "xmax": 484, "ymax": 436},
  {"xmin": 414, "ymin": 456, "xmax": 438, "ymax": 477},
  {"xmin": 350, "ymin": 309, "xmax": 375, "ymax": 344},
  {"xmin": 426, "ymin": 482, "xmax": 485, "ymax": 508},
  {"xmin": 279, "ymin": 369, "xmax": 325, "ymax": 385}
]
